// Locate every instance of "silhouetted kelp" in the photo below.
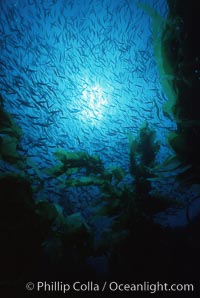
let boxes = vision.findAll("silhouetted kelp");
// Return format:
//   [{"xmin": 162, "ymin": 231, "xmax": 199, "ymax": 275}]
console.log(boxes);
[
  {"xmin": 159, "ymin": 0, "xmax": 200, "ymax": 218},
  {"xmin": 0, "ymin": 174, "xmax": 94, "ymax": 289},
  {"xmin": 0, "ymin": 92, "xmax": 176, "ymax": 285},
  {"xmin": 1, "ymin": 0, "xmax": 200, "ymax": 287},
  {"xmin": 0, "ymin": 94, "xmax": 24, "ymax": 168},
  {"xmin": 129, "ymin": 122, "xmax": 160, "ymax": 194},
  {"xmin": 139, "ymin": 0, "xmax": 200, "ymax": 197}
]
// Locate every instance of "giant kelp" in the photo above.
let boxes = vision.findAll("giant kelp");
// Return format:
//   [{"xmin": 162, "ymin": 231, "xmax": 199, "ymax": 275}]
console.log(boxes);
[
  {"xmin": 0, "ymin": 95, "xmax": 22, "ymax": 139},
  {"xmin": 0, "ymin": 94, "xmax": 24, "ymax": 168},
  {"xmin": 160, "ymin": 0, "xmax": 200, "ymax": 190},
  {"xmin": 129, "ymin": 122, "xmax": 160, "ymax": 196},
  {"xmin": 93, "ymin": 123, "xmax": 173, "ymax": 264},
  {"xmin": 43, "ymin": 148, "xmax": 126, "ymax": 193},
  {"xmin": 0, "ymin": 97, "xmax": 175, "ymax": 274},
  {"xmin": 0, "ymin": 95, "xmax": 188, "ymax": 288},
  {"xmin": 0, "ymin": 95, "xmax": 173, "ymax": 219},
  {"xmin": 138, "ymin": 1, "xmax": 200, "ymax": 196},
  {"xmin": 43, "ymin": 150, "xmax": 104, "ymax": 178},
  {"xmin": 136, "ymin": 2, "xmax": 177, "ymax": 117},
  {"xmin": 0, "ymin": 173, "xmax": 94, "ymax": 284},
  {"xmin": 2, "ymin": 0, "xmax": 199, "ymax": 286},
  {"xmin": 0, "ymin": 97, "xmax": 97, "ymax": 282}
]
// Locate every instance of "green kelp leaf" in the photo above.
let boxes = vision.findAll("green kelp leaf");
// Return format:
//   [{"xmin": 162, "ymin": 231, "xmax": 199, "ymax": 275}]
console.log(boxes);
[
  {"xmin": 54, "ymin": 150, "xmax": 88, "ymax": 164},
  {"xmin": 43, "ymin": 149, "xmax": 104, "ymax": 179},
  {"xmin": 137, "ymin": 124, "xmax": 160, "ymax": 167},
  {"xmin": 36, "ymin": 201, "xmax": 59, "ymax": 223},
  {"xmin": 136, "ymin": 2, "xmax": 163, "ymax": 21},
  {"xmin": 43, "ymin": 163, "xmax": 79, "ymax": 177},
  {"xmin": 0, "ymin": 127, "xmax": 17, "ymax": 136},
  {"xmin": 101, "ymin": 170, "xmax": 112, "ymax": 183},
  {"xmin": 0, "ymin": 108, "xmax": 22, "ymax": 139},
  {"xmin": 66, "ymin": 175, "xmax": 106, "ymax": 187},
  {"xmin": 65, "ymin": 167, "xmax": 79, "ymax": 175},
  {"xmin": 127, "ymin": 132, "xmax": 137, "ymax": 151},
  {"xmin": 100, "ymin": 183, "xmax": 122, "ymax": 200},
  {"xmin": 53, "ymin": 203, "xmax": 67, "ymax": 225},
  {"xmin": 53, "ymin": 149, "xmax": 104, "ymax": 175},
  {"xmin": 153, "ymin": 155, "xmax": 183, "ymax": 172},
  {"xmin": 127, "ymin": 132, "xmax": 133, "ymax": 144},
  {"xmin": 136, "ymin": 2, "xmax": 177, "ymax": 117},
  {"xmin": 149, "ymin": 155, "xmax": 192, "ymax": 181},
  {"xmin": 87, "ymin": 154, "xmax": 104, "ymax": 174},
  {"xmin": 66, "ymin": 212, "xmax": 90, "ymax": 235},
  {"xmin": 90, "ymin": 154, "xmax": 101, "ymax": 163},
  {"xmin": 36, "ymin": 200, "xmax": 66, "ymax": 228},
  {"xmin": 109, "ymin": 166, "xmax": 125, "ymax": 181},
  {"xmin": 56, "ymin": 177, "xmax": 68, "ymax": 190},
  {"xmin": 0, "ymin": 96, "xmax": 25, "ymax": 169},
  {"xmin": 54, "ymin": 203, "xmax": 64, "ymax": 215},
  {"xmin": 128, "ymin": 133, "xmax": 137, "ymax": 177},
  {"xmin": 43, "ymin": 163, "xmax": 66, "ymax": 177},
  {"xmin": 0, "ymin": 135, "xmax": 24, "ymax": 166},
  {"xmin": 168, "ymin": 132, "xmax": 187, "ymax": 159},
  {"xmin": 64, "ymin": 212, "xmax": 92, "ymax": 255},
  {"xmin": 128, "ymin": 124, "xmax": 160, "ymax": 177}
]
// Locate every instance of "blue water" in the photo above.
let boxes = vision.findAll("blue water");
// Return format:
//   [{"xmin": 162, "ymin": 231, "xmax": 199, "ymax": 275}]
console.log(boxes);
[{"xmin": 0, "ymin": 0, "xmax": 177, "ymax": 210}]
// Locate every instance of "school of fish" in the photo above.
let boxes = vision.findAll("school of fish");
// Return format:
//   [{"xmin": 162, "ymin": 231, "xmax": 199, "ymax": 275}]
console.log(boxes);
[{"xmin": 0, "ymin": 0, "xmax": 177, "ymax": 207}]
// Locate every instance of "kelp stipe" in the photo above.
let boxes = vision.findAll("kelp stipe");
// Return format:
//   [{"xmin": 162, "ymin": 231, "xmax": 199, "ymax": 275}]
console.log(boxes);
[{"xmin": 129, "ymin": 123, "xmax": 160, "ymax": 196}]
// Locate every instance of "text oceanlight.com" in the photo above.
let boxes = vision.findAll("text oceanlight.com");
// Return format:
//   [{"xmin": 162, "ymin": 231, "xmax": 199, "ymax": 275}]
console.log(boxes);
[{"xmin": 25, "ymin": 281, "xmax": 194, "ymax": 294}]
